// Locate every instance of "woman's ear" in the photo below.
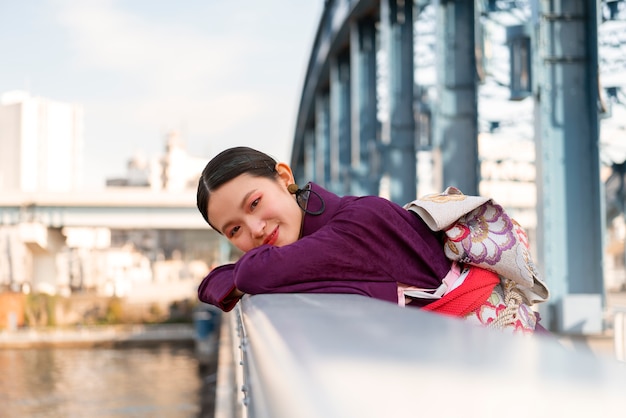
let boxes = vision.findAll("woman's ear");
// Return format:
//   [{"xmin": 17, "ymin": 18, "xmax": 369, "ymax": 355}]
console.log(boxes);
[{"xmin": 275, "ymin": 162, "xmax": 295, "ymax": 188}]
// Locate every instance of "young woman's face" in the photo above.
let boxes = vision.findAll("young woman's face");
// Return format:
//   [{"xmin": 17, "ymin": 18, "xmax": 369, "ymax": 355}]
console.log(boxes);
[{"xmin": 206, "ymin": 164, "xmax": 303, "ymax": 253}]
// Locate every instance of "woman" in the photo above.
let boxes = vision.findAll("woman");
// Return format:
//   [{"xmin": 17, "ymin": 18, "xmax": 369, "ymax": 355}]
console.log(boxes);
[{"xmin": 197, "ymin": 146, "xmax": 545, "ymax": 334}]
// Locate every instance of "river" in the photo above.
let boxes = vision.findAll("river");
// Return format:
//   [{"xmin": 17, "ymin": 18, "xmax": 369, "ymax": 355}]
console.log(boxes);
[{"xmin": 0, "ymin": 345, "xmax": 216, "ymax": 418}]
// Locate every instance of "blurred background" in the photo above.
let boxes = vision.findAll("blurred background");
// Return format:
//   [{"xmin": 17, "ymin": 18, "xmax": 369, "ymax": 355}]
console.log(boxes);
[
  {"xmin": 0, "ymin": 2, "xmax": 322, "ymax": 417},
  {"xmin": 0, "ymin": 0, "xmax": 323, "ymax": 188}
]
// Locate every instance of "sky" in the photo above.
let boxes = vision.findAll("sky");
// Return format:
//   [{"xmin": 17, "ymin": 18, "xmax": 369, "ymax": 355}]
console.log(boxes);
[{"xmin": 0, "ymin": 0, "xmax": 323, "ymax": 188}]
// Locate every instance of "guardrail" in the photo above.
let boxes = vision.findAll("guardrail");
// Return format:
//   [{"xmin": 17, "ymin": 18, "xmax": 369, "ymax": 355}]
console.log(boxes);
[{"xmin": 216, "ymin": 293, "xmax": 626, "ymax": 418}]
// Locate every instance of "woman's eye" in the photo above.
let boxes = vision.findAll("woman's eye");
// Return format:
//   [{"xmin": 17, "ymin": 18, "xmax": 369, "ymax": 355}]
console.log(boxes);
[
  {"xmin": 250, "ymin": 198, "xmax": 260, "ymax": 210},
  {"xmin": 229, "ymin": 226, "xmax": 240, "ymax": 237}
]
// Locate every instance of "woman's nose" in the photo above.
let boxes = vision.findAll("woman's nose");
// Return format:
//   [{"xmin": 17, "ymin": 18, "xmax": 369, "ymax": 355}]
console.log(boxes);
[{"xmin": 249, "ymin": 218, "xmax": 265, "ymax": 238}]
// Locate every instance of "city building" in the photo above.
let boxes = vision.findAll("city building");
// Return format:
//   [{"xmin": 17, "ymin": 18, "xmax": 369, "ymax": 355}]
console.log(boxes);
[
  {"xmin": 106, "ymin": 130, "xmax": 207, "ymax": 192},
  {"xmin": 0, "ymin": 92, "xmax": 221, "ymax": 317},
  {"xmin": 0, "ymin": 91, "xmax": 84, "ymax": 193}
]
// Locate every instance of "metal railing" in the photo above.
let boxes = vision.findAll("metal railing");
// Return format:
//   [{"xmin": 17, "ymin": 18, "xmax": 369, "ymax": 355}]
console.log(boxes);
[{"xmin": 215, "ymin": 293, "xmax": 626, "ymax": 418}]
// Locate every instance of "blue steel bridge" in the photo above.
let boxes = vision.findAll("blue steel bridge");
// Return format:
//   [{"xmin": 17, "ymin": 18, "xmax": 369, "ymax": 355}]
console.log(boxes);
[
  {"xmin": 209, "ymin": 1, "xmax": 626, "ymax": 417},
  {"xmin": 289, "ymin": 0, "xmax": 626, "ymax": 332}
]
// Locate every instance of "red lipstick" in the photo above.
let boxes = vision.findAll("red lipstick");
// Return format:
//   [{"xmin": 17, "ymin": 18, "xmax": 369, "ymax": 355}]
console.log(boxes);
[{"xmin": 264, "ymin": 226, "xmax": 278, "ymax": 246}]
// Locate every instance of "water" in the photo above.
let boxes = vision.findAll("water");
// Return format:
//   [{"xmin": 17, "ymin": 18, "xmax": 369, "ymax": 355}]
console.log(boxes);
[{"xmin": 0, "ymin": 345, "xmax": 216, "ymax": 418}]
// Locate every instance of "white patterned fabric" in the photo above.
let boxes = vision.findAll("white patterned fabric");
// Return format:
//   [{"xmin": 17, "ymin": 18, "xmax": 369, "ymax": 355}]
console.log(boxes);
[
  {"xmin": 463, "ymin": 279, "xmax": 538, "ymax": 335},
  {"xmin": 404, "ymin": 187, "xmax": 549, "ymax": 305}
]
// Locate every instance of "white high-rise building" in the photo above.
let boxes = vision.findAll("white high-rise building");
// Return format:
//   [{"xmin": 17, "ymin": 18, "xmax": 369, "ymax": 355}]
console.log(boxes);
[
  {"xmin": 105, "ymin": 130, "xmax": 207, "ymax": 192},
  {"xmin": 0, "ymin": 91, "xmax": 84, "ymax": 192},
  {"xmin": 160, "ymin": 131, "xmax": 206, "ymax": 192}
]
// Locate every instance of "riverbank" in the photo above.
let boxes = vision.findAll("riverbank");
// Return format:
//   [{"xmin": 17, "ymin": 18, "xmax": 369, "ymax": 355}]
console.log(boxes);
[{"xmin": 0, "ymin": 323, "xmax": 195, "ymax": 349}]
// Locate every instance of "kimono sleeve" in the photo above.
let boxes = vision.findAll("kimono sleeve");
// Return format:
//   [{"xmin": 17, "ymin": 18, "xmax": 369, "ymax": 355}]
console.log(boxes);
[
  {"xmin": 197, "ymin": 264, "xmax": 241, "ymax": 312},
  {"xmin": 232, "ymin": 197, "xmax": 446, "ymax": 295}
]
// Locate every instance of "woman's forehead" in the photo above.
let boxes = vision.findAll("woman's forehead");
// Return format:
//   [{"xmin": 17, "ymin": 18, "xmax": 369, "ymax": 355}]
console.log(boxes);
[
  {"xmin": 218, "ymin": 173, "xmax": 274, "ymax": 193},
  {"xmin": 209, "ymin": 175, "xmax": 274, "ymax": 211}
]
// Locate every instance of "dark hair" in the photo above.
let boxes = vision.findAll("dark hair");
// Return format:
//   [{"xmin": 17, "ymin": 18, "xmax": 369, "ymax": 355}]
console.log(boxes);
[{"xmin": 197, "ymin": 147, "xmax": 278, "ymax": 229}]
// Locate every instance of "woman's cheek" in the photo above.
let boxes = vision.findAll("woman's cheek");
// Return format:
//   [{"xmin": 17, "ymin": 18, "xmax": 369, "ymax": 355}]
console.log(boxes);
[{"xmin": 231, "ymin": 238, "xmax": 251, "ymax": 253}]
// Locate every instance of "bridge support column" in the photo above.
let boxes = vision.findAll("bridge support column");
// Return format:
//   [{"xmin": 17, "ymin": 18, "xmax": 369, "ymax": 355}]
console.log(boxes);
[
  {"xmin": 302, "ymin": 129, "xmax": 316, "ymax": 184},
  {"xmin": 434, "ymin": 0, "xmax": 479, "ymax": 195},
  {"xmin": 381, "ymin": 0, "xmax": 416, "ymax": 204},
  {"xmin": 350, "ymin": 16, "xmax": 379, "ymax": 197},
  {"xmin": 330, "ymin": 51, "xmax": 352, "ymax": 195},
  {"xmin": 315, "ymin": 92, "xmax": 331, "ymax": 188},
  {"xmin": 534, "ymin": 0, "xmax": 604, "ymax": 333}
]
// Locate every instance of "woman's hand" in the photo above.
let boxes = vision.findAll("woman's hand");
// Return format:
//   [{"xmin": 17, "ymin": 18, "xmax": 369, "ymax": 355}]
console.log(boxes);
[{"xmin": 224, "ymin": 287, "xmax": 244, "ymax": 303}]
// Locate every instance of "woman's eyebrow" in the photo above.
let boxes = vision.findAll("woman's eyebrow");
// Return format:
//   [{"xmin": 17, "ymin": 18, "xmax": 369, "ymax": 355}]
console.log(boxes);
[
  {"xmin": 240, "ymin": 189, "xmax": 257, "ymax": 209},
  {"xmin": 219, "ymin": 189, "xmax": 257, "ymax": 233}
]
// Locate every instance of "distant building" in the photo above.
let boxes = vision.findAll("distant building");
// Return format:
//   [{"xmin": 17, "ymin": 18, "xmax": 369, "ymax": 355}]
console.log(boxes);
[
  {"xmin": 0, "ymin": 91, "xmax": 84, "ymax": 192},
  {"xmin": 105, "ymin": 152, "xmax": 152, "ymax": 187},
  {"xmin": 106, "ymin": 130, "xmax": 207, "ymax": 192},
  {"xmin": 0, "ymin": 94, "xmax": 218, "ymax": 304}
]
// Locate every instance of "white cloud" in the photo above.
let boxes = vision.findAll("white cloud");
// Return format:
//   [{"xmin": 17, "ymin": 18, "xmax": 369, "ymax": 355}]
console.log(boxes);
[
  {"xmin": 35, "ymin": 0, "xmax": 323, "ymax": 186},
  {"xmin": 53, "ymin": 0, "xmax": 245, "ymax": 94}
]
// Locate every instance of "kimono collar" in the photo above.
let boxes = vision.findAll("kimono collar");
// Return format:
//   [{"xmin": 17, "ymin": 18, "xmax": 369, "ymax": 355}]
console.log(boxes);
[{"xmin": 300, "ymin": 183, "xmax": 342, "ymax": 238}]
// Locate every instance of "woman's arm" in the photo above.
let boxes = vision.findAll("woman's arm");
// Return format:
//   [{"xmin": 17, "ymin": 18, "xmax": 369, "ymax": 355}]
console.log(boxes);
[
  {"xmin": 197, "ymin": 264, "xmax": 243, "ymax": 311},
  {"xmin": 233, "ymin": 197, "xmax": 447, "ymax": 295}
]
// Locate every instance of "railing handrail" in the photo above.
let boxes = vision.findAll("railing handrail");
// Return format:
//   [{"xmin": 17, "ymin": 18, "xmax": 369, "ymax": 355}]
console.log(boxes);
[{"xmin": 231, "ymin": 293, "xmax": 626, "ymax": 418}]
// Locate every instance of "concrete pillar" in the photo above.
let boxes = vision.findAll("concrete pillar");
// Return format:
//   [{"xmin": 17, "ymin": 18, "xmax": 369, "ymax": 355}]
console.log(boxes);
[
  {"xmin": 534, "ymin": 0, "xmax": 604, "ymax": 333},
  {"xmin": 434, "ymin": 0, "xmax": 479, "ymax": 195},
  {"xmin": 381, "ymin": 0, "xmax": 416, "ymax": 205},
  {"xmin": 350, "ymin": 16, "xmax": 379, "ymax": 197}
]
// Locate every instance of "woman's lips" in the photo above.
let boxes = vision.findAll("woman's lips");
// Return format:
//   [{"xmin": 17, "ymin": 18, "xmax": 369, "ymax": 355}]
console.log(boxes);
[{"xmin": 264, "ymin": 226, "xmax": 278, "ymax": 246}]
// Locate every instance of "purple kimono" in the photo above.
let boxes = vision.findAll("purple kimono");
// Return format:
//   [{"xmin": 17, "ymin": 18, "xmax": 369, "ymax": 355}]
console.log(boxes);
[{"xmin": 198, "ymin": 183, "xmax": 451, "ymax": 312}]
